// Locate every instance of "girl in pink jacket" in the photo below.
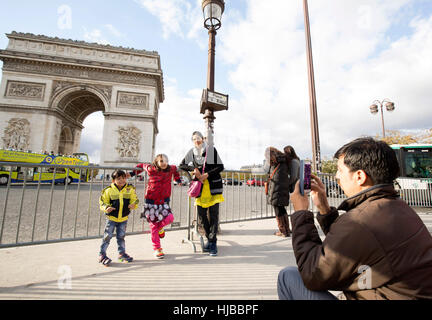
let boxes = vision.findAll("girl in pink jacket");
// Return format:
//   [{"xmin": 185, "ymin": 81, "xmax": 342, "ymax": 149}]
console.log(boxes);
[{"xmin": 131, "ymin": 154, "xmax": 181, "ymax": 259}]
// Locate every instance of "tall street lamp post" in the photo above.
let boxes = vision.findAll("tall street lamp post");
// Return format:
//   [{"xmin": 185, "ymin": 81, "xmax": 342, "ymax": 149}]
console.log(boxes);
[
  {"xmin": 303, "ymin": 0, "xmax": 321, "ymax": 173},
  {"xmin": 369, "ymin": 99, "xmax": 395, "ymax": 138},
  {"xmin": 200, "ymin": 0, "xmax": 228, "ymax": 152}
]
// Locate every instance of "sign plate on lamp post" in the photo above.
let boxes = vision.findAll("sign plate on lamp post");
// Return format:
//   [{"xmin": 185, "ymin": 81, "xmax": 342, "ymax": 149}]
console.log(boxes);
[{"xmin": 200, "ymin": 89, "xmax": 229, "ymax": 114}]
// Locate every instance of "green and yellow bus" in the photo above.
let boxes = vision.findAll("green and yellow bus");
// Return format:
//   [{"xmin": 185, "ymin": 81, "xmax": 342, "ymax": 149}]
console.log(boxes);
[{"xmin": 0, "ymin": 150, "xmax": 90, "ymax": 185}]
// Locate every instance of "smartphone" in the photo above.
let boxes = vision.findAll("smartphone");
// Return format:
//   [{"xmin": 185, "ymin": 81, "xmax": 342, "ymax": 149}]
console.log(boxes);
[{"xmin": 299, "ymin": 160, "xmax": 312, "ymax": 196}]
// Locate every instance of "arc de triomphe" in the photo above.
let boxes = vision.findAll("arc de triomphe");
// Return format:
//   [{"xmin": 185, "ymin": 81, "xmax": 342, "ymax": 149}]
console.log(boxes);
[{"xmin": 0, "ymin": 32, "xmax": 164, "ymax": 166}]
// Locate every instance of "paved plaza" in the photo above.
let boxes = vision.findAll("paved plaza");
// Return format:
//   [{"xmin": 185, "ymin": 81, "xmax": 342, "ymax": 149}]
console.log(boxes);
[
  {"xmin": 0, "ymin": 208, "xmax": 430, "ymax": 300},
  {"xmin": 0, "ymin": 217, "xmax": 296, "ymax": 300}
]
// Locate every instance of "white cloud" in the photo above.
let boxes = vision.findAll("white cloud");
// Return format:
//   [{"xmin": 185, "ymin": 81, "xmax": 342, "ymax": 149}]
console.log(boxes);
[
  {"xmin": 81, "ymin": 112, "xmax": 104, "ymax": 164},
  {"xmin": 79, "ymin": 0, "xmax": 432, "ymax": 169},
  {"xmin": 83, "ymin": 27, "xmax": 110, "ymax": 45},
  {"xmin": 82, "ymin": 24, "xmax": 124, "ymax": 47},
  {"xmin": 154, "ymin": 84, "xmax": 204, "ymax": 165},
  {"xmin": 135, "ymin": 0, "xmax": 203, "ymax": 40},
  {"xmin": 105, "ymin": 24, "xmax": 124, "ymax": 38},
  {"xmin": 210, "ymin": 0, "xmax": 432, "ymax": 166}
]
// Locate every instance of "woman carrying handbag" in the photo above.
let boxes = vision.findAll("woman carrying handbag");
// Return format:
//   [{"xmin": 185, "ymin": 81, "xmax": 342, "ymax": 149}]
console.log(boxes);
[{"xmin": 179, "ymin": 131, "xmax": 224, "ymax": 256}]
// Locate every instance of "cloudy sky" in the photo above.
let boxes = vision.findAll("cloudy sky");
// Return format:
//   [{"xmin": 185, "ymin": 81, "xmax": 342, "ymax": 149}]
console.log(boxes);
[{"xmin": 1, "ymin": 0, "xmax": 432, "ymax": 169}]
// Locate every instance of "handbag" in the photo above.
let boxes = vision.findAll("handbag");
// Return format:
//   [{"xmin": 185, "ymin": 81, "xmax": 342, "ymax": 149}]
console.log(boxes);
[
  {"xmin": 265, "ymin": 164, "xmax": 280, "ymax": 195},
  {"xmin": 187, "ymin": 147, "xmax": 208, "ymax": 198},
  {"xmin": 187, "ymin": 180, "xmax": 202, "ymax": 198}
]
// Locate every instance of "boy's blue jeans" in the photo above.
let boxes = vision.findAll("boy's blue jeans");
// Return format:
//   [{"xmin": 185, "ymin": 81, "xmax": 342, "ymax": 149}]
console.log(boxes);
[{"xmin": 99, "ymin": 219, "xmax": 128, "ymax": 255}]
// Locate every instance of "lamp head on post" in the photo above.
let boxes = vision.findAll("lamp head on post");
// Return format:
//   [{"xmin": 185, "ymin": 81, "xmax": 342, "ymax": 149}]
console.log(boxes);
[
  {"xmin": 385, "ymin": 101, "xmax": 395, "ymax": 111},
  {"xmin": 202, "ymin": 0, "xmax": 225, "ymax": 30},
  {"xmin": 369, "ymin": 98, "xmax": 395, "ymax": 138},
  {"xmin": 369, "ymin": 103, "xmax": 379, "ymax": 114}
]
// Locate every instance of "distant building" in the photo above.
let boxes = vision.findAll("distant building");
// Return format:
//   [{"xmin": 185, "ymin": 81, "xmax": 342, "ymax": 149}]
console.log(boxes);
[{"xmin": 240, "ymin": 163, "xmax": 265, "ymax": 174}]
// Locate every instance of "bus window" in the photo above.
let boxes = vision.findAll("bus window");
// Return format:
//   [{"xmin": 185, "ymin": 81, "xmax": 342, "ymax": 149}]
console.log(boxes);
[
  {"xmin": 24, "ymin": 168, "xmax": 35, "ymax": 181},
  {"xmin": 15, "ymin": 167, "xmax": 32, "ymax": 180},
  {"xmin": 80, "ymin": 170, "xmax": 88, "ymax": 182},
  {"xmin": 403, "ymin": 152, "xmax": 432, "ymax": 178},
  {"xmin": 74, "ymin": 153, "xmax": 89, "ymax": 162}
]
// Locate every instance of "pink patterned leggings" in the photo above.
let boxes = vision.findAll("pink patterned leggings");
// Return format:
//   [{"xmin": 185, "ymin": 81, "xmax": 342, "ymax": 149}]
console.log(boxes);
[{"xmin": 148, "ymin": 214, "xmax": 174, "ymax": 250}]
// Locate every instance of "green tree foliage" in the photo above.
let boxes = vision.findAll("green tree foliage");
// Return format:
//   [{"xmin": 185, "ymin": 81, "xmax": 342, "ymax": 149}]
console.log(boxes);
[
  {"xmin": 377, "ymin": 130, "xmax": 418, "ymax": 145},
  {"xmin": 418, "ymin": 128, "xmax": 432, "ymax": 144},
  {"xmin": 374, "ymin": 128, "xmax": 432, "ymax": 145},
  {"xmin": 321, "ymin": 159, "xmax": 337, "ymax": 174}
]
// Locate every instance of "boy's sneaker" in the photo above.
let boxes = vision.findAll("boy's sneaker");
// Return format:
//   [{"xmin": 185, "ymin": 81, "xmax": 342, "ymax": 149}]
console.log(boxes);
[
  {"xmin": 209, "ymin": 242, "xmax": 218, "ymax": 256},
  {"xmin": 158, "ymin": 228, "xmax": 165, "ymax": 239},
  {"xmin": 154, "ymin": 248, "xmax": 165, "ymax": 259},
  {"xmin": 118, "ymin": 252, "xmax": 133, "ymax": 263},
  {"xmin": 99, "ymin": 254, "xmax": 112, "ymax": 266}
]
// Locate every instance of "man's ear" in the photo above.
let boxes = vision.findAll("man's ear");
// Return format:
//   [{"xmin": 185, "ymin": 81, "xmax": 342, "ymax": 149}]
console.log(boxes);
[{"xmin": 355, "ymin": 170, "xmax": 369, "ymax": 186}]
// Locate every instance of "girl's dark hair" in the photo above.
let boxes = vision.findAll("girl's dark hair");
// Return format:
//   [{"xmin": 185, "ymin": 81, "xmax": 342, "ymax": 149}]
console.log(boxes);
[
  {"xmin": 334, "ymin": 137, "xmax": 400, "ymax": 184},
  {"xmin": 111, "ymin": 170, "xmax": 126, "ymax": 180},
  {"xmin": 284, "ymin": 145, "xmax": 299, "ymax": 162},
  {"xmin": 153, "ymin": 154, "xmax": 170, "ymax": 172}
]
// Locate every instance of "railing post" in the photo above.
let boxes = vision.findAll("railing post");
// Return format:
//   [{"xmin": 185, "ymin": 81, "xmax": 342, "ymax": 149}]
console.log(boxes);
[{"xmin": 0, "ymin": 166, "xmax": 13, "ymax": 244}]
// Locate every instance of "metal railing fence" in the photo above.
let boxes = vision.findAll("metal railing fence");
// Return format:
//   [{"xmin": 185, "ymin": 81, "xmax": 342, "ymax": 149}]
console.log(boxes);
[
  {"xmin": 0, "ymin": 163, "xmax": 294, "ymax": 248},
  {"xmin": 1, "ymin": 162, "xmax": 143, "ymax": 247},
  {"xmin": 396, "ymin": 178, "xmax": 432, "ymax": 207},
  {"xmin": 3, "ymin": 161, "xmax": 429, "ymax": 248}
]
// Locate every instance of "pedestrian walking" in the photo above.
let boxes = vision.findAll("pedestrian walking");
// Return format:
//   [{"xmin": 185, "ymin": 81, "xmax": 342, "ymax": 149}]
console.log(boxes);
[{"xmin": 98, "ymin": 169, "xmax": 139, "ymax": 266}]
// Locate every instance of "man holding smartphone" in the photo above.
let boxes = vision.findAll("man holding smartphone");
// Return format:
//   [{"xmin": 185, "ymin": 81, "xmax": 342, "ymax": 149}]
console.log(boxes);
[{"xmin": 277, "ymin": 137, "xmax": 432, "ymax": 300}]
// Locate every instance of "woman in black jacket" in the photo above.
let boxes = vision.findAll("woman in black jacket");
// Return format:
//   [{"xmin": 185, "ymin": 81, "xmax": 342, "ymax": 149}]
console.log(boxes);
[
  {"xmin": 179, "ymin": 131, "xmax": 224, "ymax": 256},
  {"xmin": 264, "ymin": 147, "xmax": 295, "ymax": 237},
  {"xmin": 284, "ymin": 145, "xmax": 300, "ymax": 194}
]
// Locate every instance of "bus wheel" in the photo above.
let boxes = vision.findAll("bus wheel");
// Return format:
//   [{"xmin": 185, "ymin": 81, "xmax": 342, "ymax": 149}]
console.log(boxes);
[
  {"xmin": 0, "ymin": 174, "xmax": 9, "ymax": 185},
  {"xmin": 64, "ymin": 177, "xmax": 73, "ymax": 185}
]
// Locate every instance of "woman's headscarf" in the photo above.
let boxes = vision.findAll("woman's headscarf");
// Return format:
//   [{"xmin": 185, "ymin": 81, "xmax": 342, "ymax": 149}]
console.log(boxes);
[{"xmin": 191, "ymin": 131, "xmax": 207, "ymax": 165}]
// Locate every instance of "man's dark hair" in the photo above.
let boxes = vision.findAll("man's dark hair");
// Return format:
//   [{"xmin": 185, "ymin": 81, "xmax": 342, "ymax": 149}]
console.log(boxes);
[
  {"xmin": 111, "ymin": 169, "xmax": 126, "ymax": 180},
  {"xmin": 334, "ymin": 137, "xmax": 400, "ymax": 184}
]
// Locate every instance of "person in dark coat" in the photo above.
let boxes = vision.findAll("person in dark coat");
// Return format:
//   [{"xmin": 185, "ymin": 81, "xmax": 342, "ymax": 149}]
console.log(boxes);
[
  {"xmin": 283, "ymin": 145, "xmax": 300, "ymax": 194},
  {"xmin": 264, "ymin": 147, "xmax": 292, "ymax": 237}
]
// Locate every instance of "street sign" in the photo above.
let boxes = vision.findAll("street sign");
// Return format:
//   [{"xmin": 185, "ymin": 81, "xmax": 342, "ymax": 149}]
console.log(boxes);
[{"xmin": 200, "ymin": 89, "xmax": 229, "ymax": 114}]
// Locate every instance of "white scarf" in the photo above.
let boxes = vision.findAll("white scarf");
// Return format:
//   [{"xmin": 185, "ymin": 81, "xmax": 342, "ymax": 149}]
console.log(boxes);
[{"xmin": 193, "ymin": 141, "xmax": 207, "ymax": 165}]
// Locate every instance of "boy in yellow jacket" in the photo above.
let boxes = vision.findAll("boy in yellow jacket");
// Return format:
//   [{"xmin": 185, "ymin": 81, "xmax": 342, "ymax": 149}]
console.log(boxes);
[{"xmin": 98, "ymin": 170, "xmax": 139, "ymax": 266}]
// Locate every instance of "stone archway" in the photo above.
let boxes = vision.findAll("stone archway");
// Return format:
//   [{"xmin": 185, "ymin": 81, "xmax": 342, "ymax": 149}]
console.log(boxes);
[
  {"xmin": 58, "ymin": 126, "xmax": 73, "ymax": 155},
  {"xmin": 50, "ymin": 84, "xmax": 108, "ymax": 155},
  {"xmin": 0, "ymin": 32, "xmax": 165, "ymax": 166}
]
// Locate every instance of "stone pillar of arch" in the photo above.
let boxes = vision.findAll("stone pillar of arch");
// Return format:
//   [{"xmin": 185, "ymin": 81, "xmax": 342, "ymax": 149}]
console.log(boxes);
[{"xmin": 0, "ymin": 32, "xmax": 164, "ymax": 166}]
